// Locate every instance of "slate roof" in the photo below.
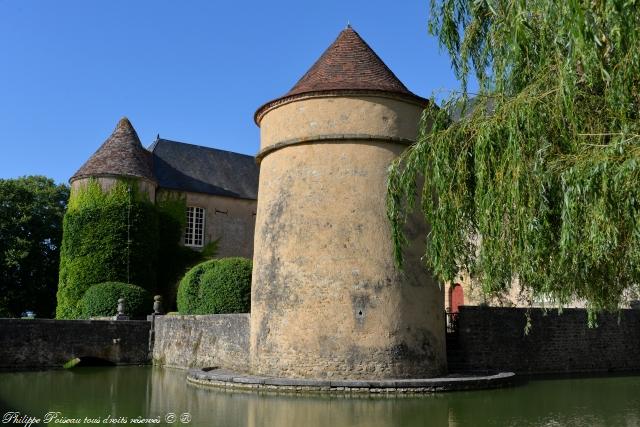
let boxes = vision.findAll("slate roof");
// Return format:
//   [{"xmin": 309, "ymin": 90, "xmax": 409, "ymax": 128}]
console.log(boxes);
[
  {"xmin": 149, "ymin": 138, "xmax": 259, "ymax": 200},
  {"xmin": 255, "ymin": 26, "xmax": 428, "ymax": 123},
  {"xmin": 71, "ymin": 117, "xmax": 155, "ymax": 182}
]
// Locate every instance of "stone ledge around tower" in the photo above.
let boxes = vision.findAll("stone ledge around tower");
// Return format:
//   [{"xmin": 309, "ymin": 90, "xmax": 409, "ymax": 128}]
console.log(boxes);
[
  {"xmin": 255, "ymin": 133, "xmax": 415, "ymax": 163},
  {"xmin": 258, "ymin": 95, "xmax": 425, "ymax": 154},
  {"xmin": 186, "ymin": 368, "xmax": 517, "ymax": 395}
]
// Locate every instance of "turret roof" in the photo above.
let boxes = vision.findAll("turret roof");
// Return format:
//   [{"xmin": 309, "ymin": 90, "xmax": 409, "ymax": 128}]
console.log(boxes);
[
  {"xmin": 255, "ymin": 26, "xmax": 427, "ymax": 123},
  {"xmin": 71, "ymin": 117, "xmax": 155, "ymax": 183}
]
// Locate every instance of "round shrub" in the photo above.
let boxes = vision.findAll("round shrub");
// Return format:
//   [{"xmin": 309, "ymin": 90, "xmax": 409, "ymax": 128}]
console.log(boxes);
[
  {"xmin": 176, "ymin": 260, "xmax": 216, "ymax": 314},
  {"xmin": 177, "ymin": 258, "xmax": 252, "ymax": 314},
  {"xmin": 79, "ymin": 282, "xmax": 152, "ymax": 318},
  {"xmin": 199, "ymin": 258, "xmax": 252, "ymax": 314}
]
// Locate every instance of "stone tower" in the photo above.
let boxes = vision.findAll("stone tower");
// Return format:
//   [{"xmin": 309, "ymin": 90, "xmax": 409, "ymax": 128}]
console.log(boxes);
[
  {"xmin": 250, "ymin": 27, "xmax": 446, "ymax": 379},
  {"xmin": 70, "ymin": 117, "xmax": 156, "ymax": 200}
]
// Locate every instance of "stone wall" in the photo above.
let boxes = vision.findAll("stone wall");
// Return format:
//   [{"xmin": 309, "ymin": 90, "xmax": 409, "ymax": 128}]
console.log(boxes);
[
  {"xmin": 443, "ymin": 275, "xmax": 587, "ymax": 311},
  {"xmin": 449, "ymin": 306, "xmax": 640, "ymax": 374},
  {"xmin": 152, "ymin": 314, "xmax": 249, "ymax": 372},
  {"xmin": 0, "ymin": 319, "xmax": 151, "ymax": 370},
  {"xmin": 156, "ymin": 189, "xmax": 256, "ymax": 259}
]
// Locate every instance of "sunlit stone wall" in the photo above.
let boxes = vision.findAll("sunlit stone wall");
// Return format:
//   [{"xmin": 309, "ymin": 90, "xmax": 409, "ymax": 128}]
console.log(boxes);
[
  {"xmin": 152, "ymin": 314, "xmax": 250, "ymax": 372},
  {"xmin": 250, "ymin": 95, "xmax": 446, "ymax": 379}
]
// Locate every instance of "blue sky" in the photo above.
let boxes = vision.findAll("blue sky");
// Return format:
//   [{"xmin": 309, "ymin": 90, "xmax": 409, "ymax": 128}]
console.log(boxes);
[{"xmin": 0, "ymin": 0, "xmax": 468, "ymax": 184}]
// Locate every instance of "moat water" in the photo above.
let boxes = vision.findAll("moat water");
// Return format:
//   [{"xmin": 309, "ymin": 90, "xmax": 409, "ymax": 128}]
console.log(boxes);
[{"xmin": 1, "ymin": 366, "xmax": 639, "ymax": 427}]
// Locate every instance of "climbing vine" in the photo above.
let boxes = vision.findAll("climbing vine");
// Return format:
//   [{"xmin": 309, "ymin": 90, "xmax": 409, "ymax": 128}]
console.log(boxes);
[
  {"xmin": 56, "ymin": 179, "xmax": 158, "ymax": 319},
  {"xmin": 387, "ymin": 0, "xmax": 640, "ymax": 322},
  {"xmin": 155, "ymin": 191, "xmax": 205, "ymax": 308}
]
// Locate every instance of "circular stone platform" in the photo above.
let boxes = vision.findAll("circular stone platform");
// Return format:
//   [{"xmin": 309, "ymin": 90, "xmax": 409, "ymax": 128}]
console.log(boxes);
[{"xmin": 186, "ymin": 368, "xmax": 517, "ymax": 394}]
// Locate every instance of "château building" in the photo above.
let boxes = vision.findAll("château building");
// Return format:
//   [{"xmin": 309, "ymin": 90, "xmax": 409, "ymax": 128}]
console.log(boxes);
[{"xmin": 70, "ymin": 117, "xmax": 259, "ymax": 259}]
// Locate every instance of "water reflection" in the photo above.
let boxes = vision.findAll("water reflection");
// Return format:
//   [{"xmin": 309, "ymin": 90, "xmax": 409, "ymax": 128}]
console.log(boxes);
[{"xmin": 0, "ymin": 367, "xmax": 639, "ymax": 427}]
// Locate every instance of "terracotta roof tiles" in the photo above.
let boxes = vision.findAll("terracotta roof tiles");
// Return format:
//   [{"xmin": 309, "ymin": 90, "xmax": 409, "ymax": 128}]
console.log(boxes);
[
  {"xmin": 255, "ymin": 27, "xmax": 427, "ymax": 124},
  {"xmin": 287, "ymin": 27, "xmax": 412, "ymax": 96}
]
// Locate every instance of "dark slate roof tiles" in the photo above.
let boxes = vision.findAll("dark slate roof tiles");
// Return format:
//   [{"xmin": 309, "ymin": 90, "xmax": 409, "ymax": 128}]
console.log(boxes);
[{"xmin": 149, "ymin": 138, "xmax": 259, "ymax": 200}]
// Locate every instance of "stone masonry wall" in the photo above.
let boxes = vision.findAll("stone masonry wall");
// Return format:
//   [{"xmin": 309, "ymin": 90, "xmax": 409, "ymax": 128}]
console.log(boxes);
[
  {"xmin": 157, "ymin": 189, "xmax": 257, "ymax": 260},
  {"xmin": 449, "ymin": 306, "xmax": 640, "ymax": 374},
  {"xmin": 0, "ymin": 319, "xmax": 151, "ymax": 370},
  {"xmin": 152, "ymin": 314, "xmax": 249, "ymax": 372},
  {"xmin": 251, "ymin": 95, "xmax": 446, "ymax": 380}
]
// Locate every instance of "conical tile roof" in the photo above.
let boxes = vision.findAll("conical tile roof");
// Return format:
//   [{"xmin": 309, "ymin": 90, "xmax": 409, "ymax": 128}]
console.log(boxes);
[
  {"xmin": 255, "ymin": 26, "xmax": 427, "ymax": 123},
  {"xmin": 71, "ymin": 117, "xmax": 155, "ymax": 183}
]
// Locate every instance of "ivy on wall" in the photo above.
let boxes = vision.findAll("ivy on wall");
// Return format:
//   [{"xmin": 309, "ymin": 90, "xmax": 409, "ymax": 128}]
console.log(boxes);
[
  {"xmin": 56, "ymin": 182, "xmax": 216, "ymax": 318},
  {"xmin": 155, "ymin": 191, "xmax": 203, "ymax": 309},
  {"xmin": 56, "ymin": 179, "xmax": 158, "ymax": 319}
]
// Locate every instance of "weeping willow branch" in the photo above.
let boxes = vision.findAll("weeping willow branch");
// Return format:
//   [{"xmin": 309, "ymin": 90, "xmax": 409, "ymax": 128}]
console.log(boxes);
[{"xmin": 387, "ymin": 0, "xmax": 640, "ymax": 322}]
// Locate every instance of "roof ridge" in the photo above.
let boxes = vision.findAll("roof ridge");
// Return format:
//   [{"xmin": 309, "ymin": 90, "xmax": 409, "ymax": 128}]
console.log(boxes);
[
  {"xmin": 151, "ymin": 137, "xmax": 259, "ymax": 200},
  {"xmin": 153, "ymin": 138, "xmax": 255, "ymax": 159}
]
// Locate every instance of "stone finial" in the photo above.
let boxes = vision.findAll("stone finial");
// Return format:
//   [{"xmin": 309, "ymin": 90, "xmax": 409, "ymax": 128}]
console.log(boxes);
[
  {"xmin": 153, "ymin": 295, "xmax": 164, "ymax": 315},
  {"xmin": 114, "ymin": 297, "xmax": 129, "ymax": 320}
]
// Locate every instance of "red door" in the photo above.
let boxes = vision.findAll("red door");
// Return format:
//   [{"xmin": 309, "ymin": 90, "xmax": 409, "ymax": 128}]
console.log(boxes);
[{"xmin": 450, "ymin": 283, "xmax": 464, "ymax": 313}]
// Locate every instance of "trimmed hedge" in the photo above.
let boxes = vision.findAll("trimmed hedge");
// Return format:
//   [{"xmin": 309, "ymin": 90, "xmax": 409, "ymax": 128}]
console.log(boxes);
[
  {"xmin": 79, "ymin": 282, "xmax": 151, "ymax": 318},
  {"xmin": 177, "ymin": 258, "xmax": 252, "ymax": 314},
  {"xmin": 56, "ymin": 179, "xmax": 158, "ymax": 319},
  {"xmin": 176, "ymin": 260, "xmax": 214, "ymax": 314}
]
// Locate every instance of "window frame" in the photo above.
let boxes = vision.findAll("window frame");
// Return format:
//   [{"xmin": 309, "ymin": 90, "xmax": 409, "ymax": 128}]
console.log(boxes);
[{"xmin": 184, "ymin": 206, "xmax": 206, "ymax": 248}]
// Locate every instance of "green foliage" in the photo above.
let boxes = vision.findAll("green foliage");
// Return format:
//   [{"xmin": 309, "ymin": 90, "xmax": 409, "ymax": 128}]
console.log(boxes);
[
  {"xmin": 56, "ymin": 179, "xmax": 158, "ymax": 319},
  {"xmin": 79, "ymin": 282, "xmax": 151, "ymax": 318},
  {"xmin": 199, "ymin": 257, "xmax": 251, "ymax": 314},
  {"xmin": 201, "ymin": 239, "xmax": 220, "ymax": 259},
  {"xmin": 155, "ymin": 191, "xmax": 212, "ymax": 311},
  {"xmin": 156, "ymin": 192, "xmax": 191, "ymax": 301},
  {"xmin": 63, "ymin": 358, "xmax": 81, "ymax": 369},
  {"xmin": 177, "ymin": 259, "xmax": 215, "ymax": 314},
  {"xmin": 388, "ymin": 1, "xmax": 640, "ymax": 321},
  {"xmin": 57, "ymin": 183, "xmax": 215, "ymax": 318},
  {"xmin": 0, "ymin": 305, "xmax": 11, "ymax": 318},
  {"xmin": 177, "ymin": 258, "xmax": 252, "ymax": 314},
  {"xmin": 0, "ymin": 176, "xmax": 69, "ymax": 318}
]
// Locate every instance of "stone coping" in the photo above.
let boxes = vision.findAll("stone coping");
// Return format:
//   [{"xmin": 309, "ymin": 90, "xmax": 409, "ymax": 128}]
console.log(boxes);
[
  {"xmin": 186, "ymin": 368, "xmax": 517, "ymax": 395},
  {"xmin": 255, "ymin": 134, "xmax": 414, "ymax": 164},
  {"xmin": 0, "ymin": 318, "xmax": 149, "ymax": 325}
]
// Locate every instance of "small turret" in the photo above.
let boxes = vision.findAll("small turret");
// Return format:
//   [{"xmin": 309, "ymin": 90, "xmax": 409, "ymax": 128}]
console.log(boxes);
[{"xmin": 71, "ymin": 117, "xmax": 156, "ymax": 200}]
